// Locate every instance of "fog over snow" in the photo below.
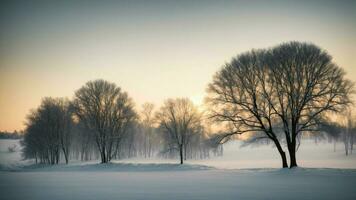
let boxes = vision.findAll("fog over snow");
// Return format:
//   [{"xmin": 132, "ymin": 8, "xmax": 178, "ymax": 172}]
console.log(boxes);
[{"xmin": 1, "ymin": 139, "xmax": 356, "ymax": 200}]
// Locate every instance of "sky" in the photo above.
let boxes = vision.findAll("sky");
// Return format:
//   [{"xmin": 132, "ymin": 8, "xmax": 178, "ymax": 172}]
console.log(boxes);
[{"xmin": 0, "ymin": 0, "xmax": 356, "ymax": 132}]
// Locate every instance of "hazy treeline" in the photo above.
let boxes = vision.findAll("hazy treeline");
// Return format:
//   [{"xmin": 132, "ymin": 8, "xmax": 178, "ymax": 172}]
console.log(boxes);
[
  {"xmin": 240, "ymin": 111, "xmax": 356, "ymax": 157},
  {"xmin": 0, "ymin": 131, "xmax": 23, "ymax": 139},
  {"xmin": 21, "ymin": 80, "xmax": 221, "ymax": 165},
  {"xmin": 317, "ymin": 114, "xmax": 356, "ymax": 156}
]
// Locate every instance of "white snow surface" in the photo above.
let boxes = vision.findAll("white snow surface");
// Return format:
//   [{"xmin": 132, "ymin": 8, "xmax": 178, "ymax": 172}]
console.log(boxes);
[{"xmin": 1, "ymin": 139, "xmax": 356, "ymax": 200}]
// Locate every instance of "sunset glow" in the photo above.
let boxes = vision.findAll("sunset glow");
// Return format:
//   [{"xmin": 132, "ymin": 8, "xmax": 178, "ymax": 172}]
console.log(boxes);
[{"xmin": 1, "ymin": 0, "xmax": 355, "ymax": 132}]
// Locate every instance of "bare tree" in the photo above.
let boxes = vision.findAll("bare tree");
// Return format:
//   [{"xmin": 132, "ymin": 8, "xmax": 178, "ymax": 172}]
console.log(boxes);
[
  {"xmin": 207, "ymin": 49, "xmax": 289, "ymax": 168},
  {"xmin": 57, "ymin": 99, "xmax": 73, "ymax": 164},
  {"xmin": 319, "ymin": 119, "xmax": 342, "ymax": 152},
  {"xmin": 72, "ymin": 79, "xmax": 136, "ymax": 163},
  {"xmin": 207, "ymin": 42, "xmax": 354, "ymax": 168},
  {"xmin": 341, "ymin": 110, "xmax": 356, "ymax": 155},
  {"xmin": 22, "ymin": 97, "xmax": 73, "ymax": 164},
  {"xmin": 140, "ymin": 103, "xmax": 155, "ymax": 158},
  {"xmin": 156, "ymin": 98, "xmax": 202, "ymax": 164},
  {"xmin": 266, "ymin": 42, "xmax": 354, "ymax": 167},
  {"xmin": 70, "ymin": 121, "xmax": 97, "ymax": 161}
]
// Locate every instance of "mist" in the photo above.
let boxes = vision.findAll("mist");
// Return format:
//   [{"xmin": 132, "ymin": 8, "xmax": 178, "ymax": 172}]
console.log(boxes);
[{"xmin": 1, "ymin": 1, "xmax": 356, "ymax": 200}]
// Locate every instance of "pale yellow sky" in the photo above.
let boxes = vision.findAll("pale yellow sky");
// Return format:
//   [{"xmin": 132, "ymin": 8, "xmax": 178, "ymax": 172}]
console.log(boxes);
[{"xmin": 1, "ymin": 0, "xmax": 356, "ymax": 131}]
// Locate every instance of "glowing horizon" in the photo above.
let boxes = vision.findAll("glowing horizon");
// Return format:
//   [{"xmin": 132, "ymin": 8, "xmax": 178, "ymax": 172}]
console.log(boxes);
[{"xmin": 1, "ymin": 0, "xmax": 356, "ymax": 132}]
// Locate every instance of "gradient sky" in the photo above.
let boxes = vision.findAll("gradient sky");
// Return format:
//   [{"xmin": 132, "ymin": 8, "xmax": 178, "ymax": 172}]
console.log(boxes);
[{"xmin": 1, "ymin": 0, "xmax": 356, "ymax": 131}]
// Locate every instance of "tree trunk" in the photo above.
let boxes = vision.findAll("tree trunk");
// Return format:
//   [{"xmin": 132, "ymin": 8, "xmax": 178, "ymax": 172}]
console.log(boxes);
[
  {"xmin": 288, "ymin": 138, "xmax": 298, "ymax": 168},
  {"xmin": 64, "ymin": 153, "xmax": 68, "ymax": 164},
  {"xmin": 62, "ymin": 148, "xmax": 69, "ymax": 164},
  {"xmin": 103, "ymin": 152, "xmax": 107, "ymax": 163},
  {"xmin": 274, "ymin": 140, "xmax": 288, "ymax": 168},
  {"xmin": 344, "ymin": 131, "xmax": 349, "ymax": 156},
  {"xmin": 184, "ymin": 144, "xmax": 187, "ymax": 160},
  {"xmin": 289, "ymin": 147, "xmax": 297, "ymax": 168},
  {"xmin": 350, "ymin": 133, "xmax": 354, "ymax": 154},
  {"xmin": 56, "ymin": 150, "xmax": 60, "ymax": 164},
  {"xmin": 179, "ymin": 144, "xmax": 183, "ymax": 165},
  {"xmin": 101, "ymin": 146, "xmax": 107, "ymax": 163}
]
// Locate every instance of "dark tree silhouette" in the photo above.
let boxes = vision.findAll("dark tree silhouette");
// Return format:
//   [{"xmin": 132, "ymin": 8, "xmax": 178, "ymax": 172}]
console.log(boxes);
[
  {"xmin": 207, "ymin": 42, "xmax": 354, "ymax": 168},
  {"xmin": 72, "ymin": 79, "xmax": 136, "ymax": 163},
  {"xmin": 22, "ymin": 97, "xmax": 73, "ymax": 164}
]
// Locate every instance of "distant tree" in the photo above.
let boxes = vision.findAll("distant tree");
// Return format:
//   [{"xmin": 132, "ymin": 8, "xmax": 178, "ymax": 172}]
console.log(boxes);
[
  {"xmin": 54, "ymin": 97, "xmax": 72, "ymax": 164},
  {"xmin": 72, "ymin": 80, "xmax": 136, "ymax": 163},
  {"xmin": 70, "ymin": 121, "xmax": 97, "ymax": 161},
  {"xmin": 207, "ymin": 42, "xmax": 354, "ymax": 168},
  {"xmin": 22, "ymin": 97, "xmax": 73, "ymax": 164},
  {"xmin": 140, "ymin": 102, "xmax": 155, "ymax": 158},
  {"xmin": 342, "ymin": 111, "xmax": 355, "ymax": 155},
  {"xmin": 320, "ymin": 111, "xmax": 356, "ymax": 155},
  {"xmin": 155, "ymin": 98, "xmax": 202, "ymax": 164},
  {"xmin": 319, "ymin": 119, "xmax": 342, "ymax": 152},
  {"xmin": 0, "ymin": 130, "xmax": 23, "ymax": 139}
]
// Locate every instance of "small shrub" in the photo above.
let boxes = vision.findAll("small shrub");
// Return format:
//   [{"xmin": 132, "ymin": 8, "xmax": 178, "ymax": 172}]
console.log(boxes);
[{"xmin": 8, "ymin": 144, "xmax": 17, "ymax": 153}]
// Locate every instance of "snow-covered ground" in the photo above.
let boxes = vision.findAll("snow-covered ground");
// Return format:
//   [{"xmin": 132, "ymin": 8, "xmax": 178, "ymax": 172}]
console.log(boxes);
[
  {"xmin": 1, "ymin": 139, "xmax": 356, "ymax": 200},
  {"xmin": 0, "ymin": 139, "xmax": 26, "ymax": 170},
  {"xmin": 2, "ymin": 168, "xmax": 356, "ymax": 200}
]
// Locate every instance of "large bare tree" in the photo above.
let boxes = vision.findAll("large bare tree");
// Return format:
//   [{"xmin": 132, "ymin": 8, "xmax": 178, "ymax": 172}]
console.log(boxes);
[
  {"xmin": 73, "ymin": 79, "xmax": 136, "ymax": 163},
  {"xmin": 156, "ymin": 98, "xmax": 202, "ymax": 164},
  {"xmin": 207, "ymin": 42, "xmax": 354, "ymax": 168}
]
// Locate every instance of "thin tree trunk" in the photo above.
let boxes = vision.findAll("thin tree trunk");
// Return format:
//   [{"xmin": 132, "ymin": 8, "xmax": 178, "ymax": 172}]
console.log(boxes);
[
  {"xmin": 344, "ymin": 131, "xmax": 349, "ymax": 156},
  {"xmin": 274, "ymin": 140, "xmax": 288, "ymax": 168},
  {"xmin": 100, "ymin": 145, "xmax": 107, "ymax": 163},
  {"xmin": 62, "ymin": 147, "xmax": 69, "ymax": 164},
  {"xmin": 350, "ymin": 133, "xmax": 354, "ymax": 154},
  {"xmin": 179, "ymin": 144, "xmax": 183, "ymax": 165},
  {"xmin": 184, "ymin": 144, "xmax": 187, "ymax": 160}
]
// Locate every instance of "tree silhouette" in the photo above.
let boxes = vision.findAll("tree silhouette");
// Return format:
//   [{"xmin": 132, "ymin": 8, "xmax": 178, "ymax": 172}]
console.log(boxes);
[
  {"xmin": 207, "ymin": 42, "xmax": 354, "ymax": 168},
  {"xmin": 72, "ymin": 79, "xmax": 136, "ymax": 163}
]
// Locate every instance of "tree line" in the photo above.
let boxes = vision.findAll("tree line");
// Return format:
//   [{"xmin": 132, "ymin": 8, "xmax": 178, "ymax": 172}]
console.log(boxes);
[
  {"xmin": 22, "ymin": 80, "xmax": 220, "ymax": 165},
  {"xmin": 0, "ymin": 130, "xmax": 23, "ymax": 139},
  {"xmin": 21, "ymin": 41, "xmax": 354, "ymax": 168},
  {"xmin": 318, "ymin": 112, "xmax": 356, "ymax": 156}
]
